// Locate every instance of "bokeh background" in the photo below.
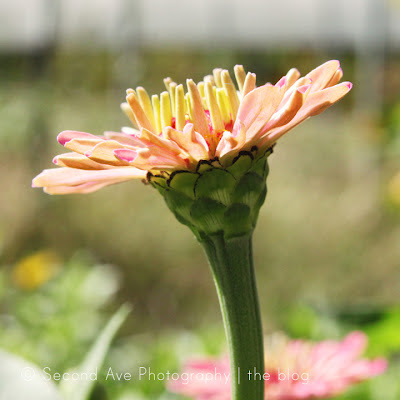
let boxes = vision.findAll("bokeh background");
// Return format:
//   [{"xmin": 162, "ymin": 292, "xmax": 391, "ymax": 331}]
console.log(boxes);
[{"xmin": 1, "ymin": 0, "xmax": 400, "ymax": 399}]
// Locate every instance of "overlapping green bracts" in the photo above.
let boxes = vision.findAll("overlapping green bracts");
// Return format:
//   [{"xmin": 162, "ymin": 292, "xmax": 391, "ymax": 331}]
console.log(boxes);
[{"xmin": 148, "ymin": 148, "xmax": 272, "ymax": 240}]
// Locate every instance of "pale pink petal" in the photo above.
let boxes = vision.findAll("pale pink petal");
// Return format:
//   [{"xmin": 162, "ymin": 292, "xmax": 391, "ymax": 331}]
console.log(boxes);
[
  {"xmin": 260, "ymin": 84, "xmax": 311, "ymax": 133},
  {"xmin": 115, "ymin": 146, "xmax": 188, "ymax": 171},
  {"xmin": 113, "ymin": 149, "xmax": 138, "ymax": 162},
  {"xmin": 232, "ymin": 84, "xmax": 284, "ymax": 140},
  {"xmin": 121, "ymin": 126, "xmax": 141, "ymax": 135},
  {"xmin": 33, "ymin": 167, "xmax": 147, "ymax": 194},
  {"xmin": 32, "ymin": 167, "xmax": 146, "ymax": 189},
  {"xmin": 57, "ymin": 130, "xmax": 100, "ymax": 146},
  {"xmin": 85, "ymin": 140, "xmax": 133, "ymax": 166},
  {"xmin": 104, "ymin": 131, "xmax": 146, "ymax": 147},
  {"xmin": 286, "ymin": 68, "xmax": 301, "ymax": 88},
  {"xmin": 260, "ymin": 82, "xmax": 352, "ymax": 148},
  {"xmin": 326, "ymin": 67, "xmax": 343, "ymax": 87},
  {"xmin": 217, "ymin": 84, "xmax": 285, "ymax": 158},
  {"xmin": 306, "ymin": 60, "xmax": 341, "ymax": 92},
  {"xmin": 53, "ymin": 152, "xmax": 110, "ymax": 170},
  {"xmin": 165, "ymin": 124, "xmax": 210, "ymax": 162},
  {"xmin": 44, "ymin": 181, "xmax": 117, "ymax": 194},
  {"xmin": 64, "ymin": 138, "xmax": 104, "ymax": 155},
  {"xmin": 139, "ymin": 128, "xmax": 182, "ymax": 155}
]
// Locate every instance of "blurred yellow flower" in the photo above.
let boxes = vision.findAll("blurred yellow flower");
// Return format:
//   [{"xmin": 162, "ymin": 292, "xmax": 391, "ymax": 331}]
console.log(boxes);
[{"xmin": 12, "ymin": 250, "xmax": 60, "ymax": 290}]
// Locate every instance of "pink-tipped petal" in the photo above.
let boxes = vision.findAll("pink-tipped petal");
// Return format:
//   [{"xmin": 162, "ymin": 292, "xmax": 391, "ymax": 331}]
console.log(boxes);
[
  {"xmin": 297, "ymin": 83, "xmax": 312, "ymax": 94},
  {"xmin": 86, "ymin": 140, "xmax": 134, "ymax": 166},
  {"xmin": 261, "ymin": 81, "xmax": 352, "ymax": 147},
  {"xmin": 57, "ymin": 130, "xmax": 99, "ymax": 146},
  {"xmin": 114, "ymin": 149, "xmax": 138, "ymax": 162},
  {"xmin": 275, "ymin": 76, "xmax": 287, "ymax": 89}
]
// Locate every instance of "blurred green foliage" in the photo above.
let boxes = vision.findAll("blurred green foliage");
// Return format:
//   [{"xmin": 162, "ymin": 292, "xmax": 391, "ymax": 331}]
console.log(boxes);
[{"xmin": 0, "ymin": 255, "xmax": 399, "ymax": 399}]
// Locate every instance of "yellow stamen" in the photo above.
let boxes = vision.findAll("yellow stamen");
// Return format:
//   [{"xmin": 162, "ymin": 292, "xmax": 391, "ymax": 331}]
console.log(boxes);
[
  {"xmin": 216, "ymin": 88, "xmax": 231, "ymax": 125},
  {"xmin": 198, "ymin": 81, "xmax": 205, "ymax": 98},
  {"xmin": 175, "ymin": 84, "xmax": 186, "ymax": 131},
  {"xmin": 197, "ymin": 81, "xmax": 207, "ymax": 108},
  {"xmin": 234, "ymin": 65, "xmax": 246, "ymax": 94},
  {"xmin": 126, "ymin": 90, "xmax": 155, "ymax": 133},
  {"xmin": 160, "ymin": 91, "xmax": 172, "ymax": 130},
  {"xmin": 169, "ymin": 82, "xmax": 177, "ymax": 116},
  {"xmin": 205, "ymin": 82, "xmax": 224, "ymax": 133},
  {"xmin": 185, "ymin": 92, "xmax": 193, "ymax": 121},
  {"xmin": 213, "ymin": 68, "xmax": 223, "ymax": 88},
  {"xmin": 136, "ymin": 87, "xmax": 156, "ymax": 128},
  {"xmin": 204, "ymin": 74, "xmax": 216, "ymax": 86},
  {"xmin": 120, "ymin": 102, "xmax": 138, "ymax": 128},
  {"xmin": 242, "ymin": 72, "xmax": 257, "ymax": 97},
  {"xmin": 187, "ymin": 79, "xmax": 210, "ymax": 138},
  {"xmin": 221, "ymin": 70, "xmax": 239, "ymax": 120},
  {"xmin": 163, "ymin": 77, "xmax": 173, "ymax": 91},
  {"xmin": 151, "ymin": 95, "xmax": 161, "ymax": 133}
]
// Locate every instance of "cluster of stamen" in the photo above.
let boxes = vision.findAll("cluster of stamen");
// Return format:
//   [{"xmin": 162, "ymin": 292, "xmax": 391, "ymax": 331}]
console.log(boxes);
[{"xmin": 120, "ymin": 66, "xmax": 256, "ymax": 153}]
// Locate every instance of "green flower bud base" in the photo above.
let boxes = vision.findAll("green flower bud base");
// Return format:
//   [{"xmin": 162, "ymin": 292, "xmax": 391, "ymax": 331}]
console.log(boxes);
[
  {"xmin": 148, "ymin": 149, "xmax": 271, "ymax": 241},
  {"xmin": 148, "ymin": 149, "xmax": 272, "ymax": 400}
]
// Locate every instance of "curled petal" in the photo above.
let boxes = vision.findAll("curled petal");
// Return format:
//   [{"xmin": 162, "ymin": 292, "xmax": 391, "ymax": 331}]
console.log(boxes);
[
  {"xmin": 139, "ymin": 128, "xmax": 182, "ymax": 155},
  {"xmin": 261, "ymin": 84, "xmax": 311, "ymax": 133},
  {"xmin": 326, "ymin": 67, "xmax": 343, "ymax": 88},
  {"xmin": 306, "ymin": 60, "xmax": 341, "ymax": 92},
  {"xmin": 85, "ymin": 140, "xmax": 133, "ymax": 166},
  {"xmin": 286, "ymin": 68, "xmax": 301, "ymax": 88},
  {"xmin": 261, "ymin": 82, "xmax": 352, "ymax": 148},
  {"xmin": 165, "ymin": 124, "xmax": 210, "ymax": 162}
]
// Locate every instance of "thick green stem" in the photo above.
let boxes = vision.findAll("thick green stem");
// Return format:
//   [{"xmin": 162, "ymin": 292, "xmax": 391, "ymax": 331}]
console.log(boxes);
[{"xmin": 201, "ymin": 233, "xmax": 265, "ymax": 400}]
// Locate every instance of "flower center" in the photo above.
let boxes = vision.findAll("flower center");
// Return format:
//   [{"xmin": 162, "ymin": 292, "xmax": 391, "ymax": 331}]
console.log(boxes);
[{"xmin": 121, "ymin": 66, "xmax": 255, "ymax": 153}]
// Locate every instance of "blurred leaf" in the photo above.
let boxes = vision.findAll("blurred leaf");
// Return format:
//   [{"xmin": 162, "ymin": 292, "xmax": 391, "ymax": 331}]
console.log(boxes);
[
  {"xmin": 0, "ymin": 350, "xmax": 62, "ymax": 400},
  {"xmin": 366, "ymin": 307, "xmax": 400, "ymax": 356},
  {"xmin": 59, "ymin": 305, "xmax": 130, "ymax": 400}
]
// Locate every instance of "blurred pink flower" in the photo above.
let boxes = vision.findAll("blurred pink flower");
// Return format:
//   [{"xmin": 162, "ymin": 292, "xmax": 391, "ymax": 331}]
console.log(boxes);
[
  {"xmin": 168, "ymin": 332, "xmax": 387, "ymax": 400},
  {"xmin": 32, "ymin": 61, "xmax": 351, "ymax": 194}
]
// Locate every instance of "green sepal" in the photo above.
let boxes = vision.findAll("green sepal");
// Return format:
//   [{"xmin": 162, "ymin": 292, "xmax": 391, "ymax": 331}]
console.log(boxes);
[
  {"xmin": 149, "ymin": 150, "xmax": 271, "ymax": 239},
  {"xmin": 195, "ymin": 169, "xmax": 236, "ymax": 205},
  {"xmin": 190, "ymin": 198, "xmax": 226, "ymax": 235},
  {"xmin": 168, "ymin": 171, "xmax": 199, "ymax": 199}
]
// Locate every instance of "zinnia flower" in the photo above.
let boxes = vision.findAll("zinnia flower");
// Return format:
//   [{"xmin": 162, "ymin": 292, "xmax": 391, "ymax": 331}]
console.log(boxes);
[
  {"xmin": 168, "ymin": 331, "xmax": 387, "ymax": 400},
  {"xmin": 32, "ymin": 60, "xmax": 351, "ymax": 196},
  {"xmin": 32, "ymin": 60, "xmax": 353, "ymax": 400}
]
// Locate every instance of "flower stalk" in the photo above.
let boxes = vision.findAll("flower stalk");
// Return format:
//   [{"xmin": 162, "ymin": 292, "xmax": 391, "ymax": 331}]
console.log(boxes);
[
  {"xmin": 201, "ymin": 233, "xmax": 264, "ymax": 400},
  {"xmin": 148, "ymin": 150, "xmax": 271, "ymax": 400}
]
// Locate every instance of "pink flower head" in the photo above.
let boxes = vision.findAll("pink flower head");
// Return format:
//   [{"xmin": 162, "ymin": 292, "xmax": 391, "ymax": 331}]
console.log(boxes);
[
  {"xmin": 32, "ymin": 61, "xmax": 352, "ymax": 194},
  {"xmin": 168, "ymin": 332, "xmax": 387, "ymax": 400}
]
